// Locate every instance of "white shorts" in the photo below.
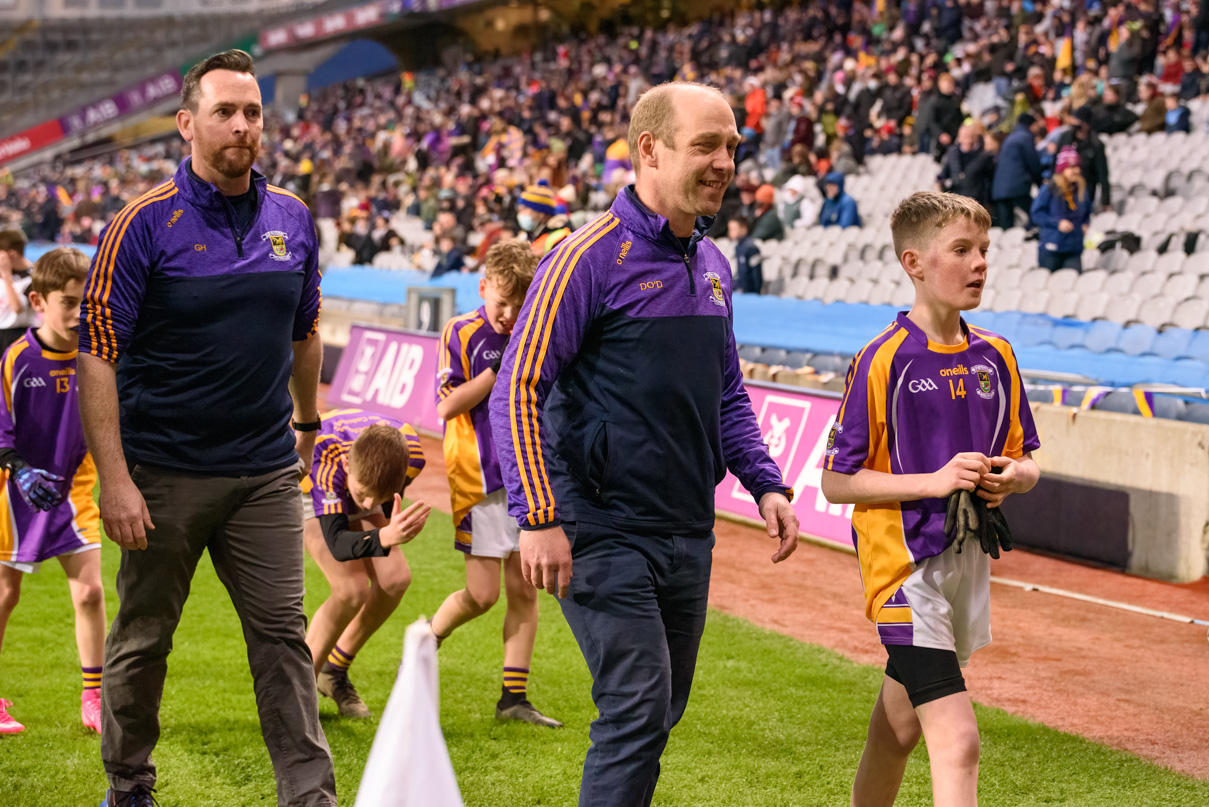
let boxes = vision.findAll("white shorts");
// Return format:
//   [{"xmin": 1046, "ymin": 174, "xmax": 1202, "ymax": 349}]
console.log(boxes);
[
  {"xmin": 0, "ymin": 542, "xmax": 100, "ymax": 575},
  {"xmin": 880, "ymin": 537, "xmax": 991, "ymax": 668},
  {"xmin": 460, "ymin": 488, "xmax": 520, "ymax": 559}
]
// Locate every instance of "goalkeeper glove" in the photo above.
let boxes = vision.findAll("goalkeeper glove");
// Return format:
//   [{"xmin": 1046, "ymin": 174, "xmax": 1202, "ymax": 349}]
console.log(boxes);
[
  {"xmin": 489, "ymin": 337, "xmax": 510, "ymax": 375},
  {"xmin": 14, "ymin": 467, "xmax": 65, "ymax": 511}
]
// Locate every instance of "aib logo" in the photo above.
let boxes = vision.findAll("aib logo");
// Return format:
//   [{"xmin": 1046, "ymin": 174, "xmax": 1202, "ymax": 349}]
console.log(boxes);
[{"xmin": 639, "ymin": 280, "xmax": 663, "ymax": 291}]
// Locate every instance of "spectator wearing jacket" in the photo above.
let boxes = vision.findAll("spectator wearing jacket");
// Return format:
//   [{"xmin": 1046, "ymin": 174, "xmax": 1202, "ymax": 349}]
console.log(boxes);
[
  {"xmin": 1032, "ymin": 147, "xmax": 1092, "ymax": 272},
  {"xmin": 1056, "ymin": 106, "xmax": 1112, "ymax": 212},
  {"xmin": 991, "ymin": 113, "xmax": 1044, "ymax": 228},
  {"xmin": 819, "ymin": 172, "xmax": 861, "ymax": 228},
  {"xmin": 729, "ymin": 217, "xmax": 763, "ymax": 294},
  {"xmin": 938, "ymin": 125, "xmax": 996, "ymax": 211}
]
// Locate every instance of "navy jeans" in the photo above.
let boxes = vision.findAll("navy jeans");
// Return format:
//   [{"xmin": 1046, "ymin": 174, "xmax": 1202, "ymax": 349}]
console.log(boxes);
[{"xmin": 559, "ymin": 521, "xmax": 714, "ymax": 807}]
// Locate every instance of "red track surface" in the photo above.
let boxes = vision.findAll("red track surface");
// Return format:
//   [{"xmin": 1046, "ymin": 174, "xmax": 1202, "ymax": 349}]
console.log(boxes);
[{"xmin": 389, "ymin": 423, "xmax": 1209, "ymax": 778}]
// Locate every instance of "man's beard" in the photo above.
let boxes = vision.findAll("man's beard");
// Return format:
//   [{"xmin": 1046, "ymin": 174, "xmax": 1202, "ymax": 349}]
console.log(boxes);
[{"xmin": 205, "ymin": 140, "xmax": 260, "ymax": 179}]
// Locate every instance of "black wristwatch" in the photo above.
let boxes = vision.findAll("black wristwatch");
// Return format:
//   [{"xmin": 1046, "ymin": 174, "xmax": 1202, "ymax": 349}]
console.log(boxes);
[{"xmin": 291, "ymin": 418, "xmax": 323, "ymax": 432}]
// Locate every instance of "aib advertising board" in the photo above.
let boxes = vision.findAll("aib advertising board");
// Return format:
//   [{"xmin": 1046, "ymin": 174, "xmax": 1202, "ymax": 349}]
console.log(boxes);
[{"xmin": 330, "ymin": 324, "xmax": 855, "ymax": 549}]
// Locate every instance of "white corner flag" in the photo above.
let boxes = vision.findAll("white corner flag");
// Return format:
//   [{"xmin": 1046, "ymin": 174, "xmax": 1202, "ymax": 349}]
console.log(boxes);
[{"xmin": 353, "ymin": 619, "xmax": 464, "ymax": 807}]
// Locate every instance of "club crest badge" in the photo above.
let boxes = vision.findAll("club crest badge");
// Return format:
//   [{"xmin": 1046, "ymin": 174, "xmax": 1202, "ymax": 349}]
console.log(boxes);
[
  {"xmin": 972, "ymin": 364, "xmax": 995, "ymax": 399},
  {"xmin": 825, "ymin": 422, "xmax": 842, "ymax": 455},
  {"xmin": 262, "ymin": 230, "xmax": 291, "ymax": 261},
  {"xmin": 704, "ymin": 271, "xmax": 726, "ymax": 307}
]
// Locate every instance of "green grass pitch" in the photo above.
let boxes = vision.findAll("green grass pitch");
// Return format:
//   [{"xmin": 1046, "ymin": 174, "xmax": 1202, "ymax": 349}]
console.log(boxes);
[{"xmin": 2, "ymin": 505, "xmax": 1206, "ymax": 806}]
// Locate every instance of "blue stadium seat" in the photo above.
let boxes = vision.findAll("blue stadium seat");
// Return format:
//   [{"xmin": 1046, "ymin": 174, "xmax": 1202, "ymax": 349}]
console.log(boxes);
[
  {"xmin": 1013, "ymin": 314, "xmax": 1055, "ymax": 347},
  {"xmin": 1083, "ymin": 321, "xmax": 1123, "ymax": 354},
  {"xmin": 1049, "ymin": 320, "xmax": 1089, "ymax": 350},
  {"xmin": 1179, "ymin": 402, "xmax": 1209, "ymax": 424},
  {"xmin": 984, "ymin": 311, "xmax": 1023, "ymax": 341},
  {"xmin": 1148, "ymin": 328, "xmax": 1195, "ymax": 360},
  {"xmin": 1115, "ymin": 324, "xmax": 1159, "ymax": 357},
  {"xmin": 738, "ymin": 344, "xmax": 764, "ymax": 362},
  {"xmin": 1185, "ymin": 331, "xmax": 1209, "ymax": 363},
  {"xmin": 1092, "ymin": 389, "xmax": 1141, "ymax": 414}
]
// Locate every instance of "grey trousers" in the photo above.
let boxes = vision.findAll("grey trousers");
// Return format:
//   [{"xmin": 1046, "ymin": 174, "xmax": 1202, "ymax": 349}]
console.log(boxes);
[{"xmin": 101, "ymin": 461, "xmax": 337, "ymax": 807}]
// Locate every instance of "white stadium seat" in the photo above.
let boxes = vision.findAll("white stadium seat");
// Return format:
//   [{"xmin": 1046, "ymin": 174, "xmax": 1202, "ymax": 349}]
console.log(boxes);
[
  {"xmin": 1104, "ymin": 293, "xmax": 1143, "ymax": 324},
  {"xmin": 1047, "ymin": 268, "xmax": 1079, "ymax": 292},
  {"xmin": 1073, "ymin": 269, "xmax": 1108, "ymax": 294},
  {"xmin": 1172, "ymin": 298, "xmax": 1209, "ymax": 330},
  {"xmin": 1075, "ymin": 291, "xmax": 1111, "ymax": 321}
]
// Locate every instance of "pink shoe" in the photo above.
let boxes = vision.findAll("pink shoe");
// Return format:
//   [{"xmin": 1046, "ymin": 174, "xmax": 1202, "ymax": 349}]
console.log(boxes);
[
  {"xmin": 0, "ymin": 698, "xmax": 24, "ymax": 734},
  {"xmin": 81, "ymin": 690, "xmax": 102, "ymax": 735}
]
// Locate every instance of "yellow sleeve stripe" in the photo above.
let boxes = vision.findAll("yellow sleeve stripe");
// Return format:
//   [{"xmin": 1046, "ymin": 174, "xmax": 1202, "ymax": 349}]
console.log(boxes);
[
  {"xmin": 267, "ymin": 185, "xmax": 309, "ymax": 208},
  {"xmin": 86, "ymin": 182, "xmax": 177, "ymax": 362},
  {"xmin": 1, "ymin": 338, "xmax": 30, "ymax": 414},
  {"xmin": 826, "ymin": 324, "xmax": 898, "ymax": 471},
  {"xmin": 864, "ymin": 329, "xmax": 910, "ymax": 475},
  {"xmin": 438, "ymin": 311, "xmax": 481, "ymax": 391},
  {"xmin": 509, "ymin": 213, "xmax": 618, "ymax": 524}
]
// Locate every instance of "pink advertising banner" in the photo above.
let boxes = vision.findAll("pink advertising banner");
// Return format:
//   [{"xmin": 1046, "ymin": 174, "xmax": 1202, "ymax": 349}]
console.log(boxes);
[{"xmin": 330, "ymin": 325, "xmax": 855, "ymax": 549}]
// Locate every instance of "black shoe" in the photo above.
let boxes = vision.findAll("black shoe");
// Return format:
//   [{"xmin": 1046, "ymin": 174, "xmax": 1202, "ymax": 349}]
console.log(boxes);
[{"xmin": 100, "ymin": 785, "xmax": 158, "ymax": 807}]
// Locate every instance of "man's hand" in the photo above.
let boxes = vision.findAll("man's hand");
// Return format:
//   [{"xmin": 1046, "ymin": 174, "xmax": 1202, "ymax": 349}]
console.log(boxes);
[
  {"xmin": 520, "ymin": 525, "xmax": 572, "ymax": 598},
  {"xmin": 758, "ymin": 492, "xmax": 799, "ymax": 563},
  {"xmin": 295, "ymin": 428, "xmax": 318, "ymax": 478},
  {"xmin": 379, "ymin": 493, "xmax": 431, "ymax": 548},
  {"xmin": 976, "ymin": 457, "xmax": 1022, "ymax": 508},
  {"xmin": 926, "ymin": 452, "xmax": 990, "ymax": 498},
  {"xmin": 1058, "ymin": 219, "xmax": 1075, "ymax": 233},
  {"xmin": 100, "ymin": 474, "xmax": 154, "ymax": 551}
]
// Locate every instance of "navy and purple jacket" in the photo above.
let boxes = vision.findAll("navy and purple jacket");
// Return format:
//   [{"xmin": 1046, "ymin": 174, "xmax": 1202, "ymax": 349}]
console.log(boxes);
[
  {"xmin": 488, "ymin": 186, "xmax": 791, "ymax": 535},
  {"xmin": 80, "ymin": 158, "xmax": 322, "ymax": 475}
]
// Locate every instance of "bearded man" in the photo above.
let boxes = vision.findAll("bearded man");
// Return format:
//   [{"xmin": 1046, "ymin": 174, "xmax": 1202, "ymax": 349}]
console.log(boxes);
[{"xmin": 78, "ymin": 50, "xmax": 336, "ymax": 807}]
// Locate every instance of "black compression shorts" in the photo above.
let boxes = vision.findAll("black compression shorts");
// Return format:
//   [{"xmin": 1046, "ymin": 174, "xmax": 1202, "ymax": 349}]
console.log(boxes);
[{"xmin": 884, "ymin": 644, "xmax": 967, "ymax": 708}]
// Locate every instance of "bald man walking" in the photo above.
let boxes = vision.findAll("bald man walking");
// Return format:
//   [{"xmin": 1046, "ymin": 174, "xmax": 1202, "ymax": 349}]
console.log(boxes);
[{"xmin": 490, "ymin": 83, "xmax": 800, "ymax": 807}]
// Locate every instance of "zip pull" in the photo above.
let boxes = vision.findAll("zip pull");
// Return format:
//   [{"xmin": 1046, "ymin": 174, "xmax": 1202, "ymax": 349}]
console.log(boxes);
[
  {"xmin": 235, "ymin": 237, "xmax": 244, "ymax": 258},
  {"xmin": 683, "ymin": 253, "xmax": 695, "ymax": 295}
]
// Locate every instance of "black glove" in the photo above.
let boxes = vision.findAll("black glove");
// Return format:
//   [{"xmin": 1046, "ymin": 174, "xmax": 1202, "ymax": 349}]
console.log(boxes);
[
  {"xmin": 490, "ymin": 337, "xmax": 509, "ymax": 374},
  {"xmin": 944, "ymin": 487, "xmax": 1014, "ymax": 559}
]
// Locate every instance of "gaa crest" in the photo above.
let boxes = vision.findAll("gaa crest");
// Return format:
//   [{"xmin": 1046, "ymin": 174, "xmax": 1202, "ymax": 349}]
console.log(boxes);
[{"xmin": 262, "ymin": 230, "xmax": 291, "ymax": 261}]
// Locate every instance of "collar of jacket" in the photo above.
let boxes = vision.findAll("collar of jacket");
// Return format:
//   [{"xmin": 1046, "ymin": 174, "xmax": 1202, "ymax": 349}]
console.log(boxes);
[
  {"xmin": 173, "ymin": 157, "xmax": 267, "ymax": 210},
  {"xmin": 612, "ymin": 184, "xmax": 715, "ymax": 256}
]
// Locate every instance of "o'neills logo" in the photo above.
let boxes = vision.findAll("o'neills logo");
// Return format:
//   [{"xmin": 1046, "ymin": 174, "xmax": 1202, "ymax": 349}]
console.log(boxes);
[
  {"xmin": 939, "ymin": 365, "xmax": 969, "ymax": 377},
  {"xmin": 0, "ymin": 137, "xmax": 32, "ymax": 160}
]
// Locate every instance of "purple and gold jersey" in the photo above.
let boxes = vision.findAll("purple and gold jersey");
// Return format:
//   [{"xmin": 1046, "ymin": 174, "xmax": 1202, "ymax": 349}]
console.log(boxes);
[
  {"xmin": 0, "ymin": 330, "xmax": 100, "ymax": 563},
  {"xmin": 827, "ymin": 313, "xmax": 1040, "ymax": 627},
  {"xmin": 437, "ymin": 306, "xmax": 507, "ymax": 547},
  {"xmin": 306, "ymin": 409, "xmax": 425, "ymax": 518}
]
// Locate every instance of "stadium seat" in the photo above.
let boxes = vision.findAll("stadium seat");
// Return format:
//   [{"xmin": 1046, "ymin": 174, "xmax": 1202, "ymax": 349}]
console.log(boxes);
[
  {"xmin": 761, "ymin": 348, "xmax": 791, "ymax": 365},
  {"xmin": 1045, "ymin": 291, "xmax": 1081, "ymax": 319},
  {"xmin": 1179, "ymin": 402, "xmax": 1209, "ymax": 424},
  {"xmin": 1161, "ymin": 273, "xmax": 1198, "ymax": 300},
  {"xmin": 782, "ymin": 351, "xmax": 815, "ymax": 369},
  {"xmin": 1075, "ymin": 291, "xmax": 1111, "ymax": 321},
  {"xmin": 809, "ymin": 354, "xmax": 851, "ymax": 374},
  {"xmin": 1047, "ymin": 268, "xmax": 1079, "ymax": 292},
  {"xmin": 1149, "ymin": 328, "xmax": 1195, "ymax": 360},
  {"xmin": 890, "ymin": 284, "xmax": 915, "ymax": 308},
  {"xmin": 867, "ymin": 280, "xmax": 899, "ymax": 307},
  {"xmin": 992, "ymin": 267, "xmax": 1023, "ymax": 290},
  {"xmin": 1136, "ymin": 296, "xmax": 1177, "ymax": 330},
  {"xmin": 1129, "ymin": 272, "xmax": 1166, "ymax": 298},
  {"xmin": 1084, "ymin": 320, "xmax": 1124, "ymax": 353},
  {"xmin": 1073, "ymin": 270, "xmax": 1108, "ymax": 294},
  {"xmin": 1049, "ymin": 319, "xmax": 1089, "ymax": 350},
  {"xmin": 1151, "ymin": 396, "xmax": 1187, "ymax": 420},
  {"xmin": 1104, "ymin": 294, "xmax": 1142, "ymax": 324},
  {"xmin": 738, "ymin": 344, "xmax": 764, "ymax": 362},
  {"xmin": 1019, "ymin": 268, "xmax": 1050, "ymax": 292},
  {"xmin": 1102, "ymin": 271, "xmax": 1136, "ymax": 296},
  {"xmin": 1171, "ymin": 299, "xmax": 1209, "ymax": 330},
  {"xmin": 975, "ymin": 288, "xmax": 996, "ymax": 312},
  {"xmin": 1017, "ymin": 291, "xmax": 1051, "ymax": 315},
  {"xmin": 1184, "ymin": 330, "xmax": 1209, "ymax": 362},
  {"xmin": 1115, "ymin": 324, "xmax": 1158, "ymax": 356},
  {"xmin": 822, "ymin": 278, "xmax": 852, "ymax": 304},
  {"xmin": 1183, "ymin": 253, "xmax": 1209, "ymax": 276},
  {"xmin": 1093, "ymin": 389, "xmax": 1141, "ymax": 415},
  {"xmin": 990, "ymin": 289, "xmax": 1021, "ymax": 312},
  {"xmin": 1013, "ymin": 315, "xmax": 1055, "ymax": 347},
  {"xmin": 844, "ymin": 279, "xmax": 875, "ymax": 304},
  {"xmin": 1154, "ymin": 251, "xmax": 1185, "ymax": 276}
]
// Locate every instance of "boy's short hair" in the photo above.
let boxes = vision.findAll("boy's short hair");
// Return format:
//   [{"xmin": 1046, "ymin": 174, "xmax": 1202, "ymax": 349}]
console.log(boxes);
[
  {"xmin": 890, "ymin": 192, "xmax": 992, "ymax": 261},
  {"xmin": 31, "ymin": 247, "xmax": 89, "ymax": 298},
  {"xmin": 0, "ymin": 229, "xmax": 28, "ymax": 256},
  {"xmin": 483, "ymin": 240, "xmax": 538, "ymax": 300},
  {"xmin": 347, "ymin": 424, "xmax": 410, "ymax": 504}
]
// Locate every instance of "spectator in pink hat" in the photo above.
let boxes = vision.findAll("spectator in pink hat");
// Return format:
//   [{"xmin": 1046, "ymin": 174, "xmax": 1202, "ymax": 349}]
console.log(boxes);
[{"xmin": 1031, "ymin": 146, "xmax": 1092, "ymax": 273}]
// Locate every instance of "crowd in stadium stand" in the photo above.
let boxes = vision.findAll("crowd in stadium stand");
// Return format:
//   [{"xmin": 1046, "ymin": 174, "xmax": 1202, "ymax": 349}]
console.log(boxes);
[{"xmin": 3, "ymin": 0, "xmax": 1209, "ymax": 277}]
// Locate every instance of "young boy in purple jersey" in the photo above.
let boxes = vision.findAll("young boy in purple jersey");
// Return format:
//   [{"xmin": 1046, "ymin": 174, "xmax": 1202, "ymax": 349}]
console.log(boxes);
[
  {"xmin": 822, "ymin": 192, "xmax": 1041, "ymax": 807},
  {"xmin": 430, "ymin": 241, "xmax": 561, "ymax": 728},
  {"xmin": 302, "ymin": 409, "xmax": 431, "ymax": 718},
  {"xmin": 0, "ymin": 248, "xmax": 106, "ymax": 735}
]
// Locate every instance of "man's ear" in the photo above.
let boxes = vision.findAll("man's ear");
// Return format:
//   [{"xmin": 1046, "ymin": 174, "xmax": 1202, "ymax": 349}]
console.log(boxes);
[
  {"xmin": 176, "ymin": 108, "xmax": 194, "ymax": 143},
  {"xmin": 637, "ymin": 131, "xmax": 659, "ymax": 172}
]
